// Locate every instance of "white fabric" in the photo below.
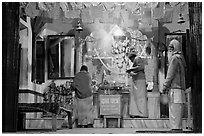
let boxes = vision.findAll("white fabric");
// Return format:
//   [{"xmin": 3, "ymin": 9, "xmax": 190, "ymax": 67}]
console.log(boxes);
[
  {"xmin": 169, "ymin": 102, "xmax": 184, "ymax": 129},
  {"xmin": 129, "ymin": 79, "xmax": 148, "ymax": 117},
  {"xmin": 170, "ymin": 89, "xmax": 186, "ymax": 103},
  {"xmin": 73, "ymin": 96, "xmax": 94, "ymax": 125}
]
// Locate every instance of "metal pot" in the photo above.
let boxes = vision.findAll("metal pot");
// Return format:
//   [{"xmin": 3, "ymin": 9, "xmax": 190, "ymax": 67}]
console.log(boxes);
[{"xmin": 160, "ymin": 93, "xmax": 170, "ymax": 105}]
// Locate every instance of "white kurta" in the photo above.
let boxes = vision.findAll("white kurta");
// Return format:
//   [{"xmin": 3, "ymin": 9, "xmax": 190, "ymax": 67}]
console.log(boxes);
[{"xmin": 163, "ymin": 54, "xmax": 186, "ymax": 129}]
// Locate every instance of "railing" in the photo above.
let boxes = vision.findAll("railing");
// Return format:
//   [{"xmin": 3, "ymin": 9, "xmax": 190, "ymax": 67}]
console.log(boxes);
[{"xmin": 18, "ymin": 81, "xmax": 74, "ymax": 130}]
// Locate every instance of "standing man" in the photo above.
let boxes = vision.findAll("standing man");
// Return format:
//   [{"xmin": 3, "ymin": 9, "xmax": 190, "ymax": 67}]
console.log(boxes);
[
  {"xmin": 126, "ymin": 51, "xmax": 148, "ymax": 118},
  {"xmin": 71, "ymin": 65, "xmax": 94, "ymax": 128},
  {"xmin": 162, "ymin": 39, "xmax": 186, "ymax": 131}
]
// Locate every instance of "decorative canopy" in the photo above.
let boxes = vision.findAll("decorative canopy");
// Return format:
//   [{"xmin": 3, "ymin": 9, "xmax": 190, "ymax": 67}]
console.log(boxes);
[{"xmin": 21, "ymin": 2, "xmax": 188, "ymax": 25}]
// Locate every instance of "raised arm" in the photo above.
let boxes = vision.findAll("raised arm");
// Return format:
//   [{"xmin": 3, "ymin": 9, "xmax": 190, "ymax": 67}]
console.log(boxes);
[{"xmin": 127, "ymin": 57, "xmax": 144, "ymax": 73}]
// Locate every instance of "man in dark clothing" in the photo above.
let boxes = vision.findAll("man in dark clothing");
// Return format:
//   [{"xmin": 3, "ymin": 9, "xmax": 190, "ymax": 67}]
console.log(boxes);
[{"xmin": 71, "ymin": 65, "xmax": 94, "ymax": 128}]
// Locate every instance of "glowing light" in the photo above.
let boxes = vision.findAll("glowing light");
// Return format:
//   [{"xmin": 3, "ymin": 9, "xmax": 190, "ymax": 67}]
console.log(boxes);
[
  {"xmin": 110, "ymin": 25, "xmax": 125, "ymax": 36},
  {"xmin": 114, "ymin": 28, "xmax": 124, "ymax": 36}
]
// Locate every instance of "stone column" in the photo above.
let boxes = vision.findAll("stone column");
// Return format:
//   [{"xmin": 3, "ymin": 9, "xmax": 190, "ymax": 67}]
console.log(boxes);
[
  {"xmin": 188, "ymin": 2, "xmax": 202, "ymax": 132},
  {"xmin": 2, "ymin": 2, "xmax": 20, "ymax": 132},
  {"xmin": 147, "ymin": 20, "xmax": 160, "ymax": 118},
  {"xmin": 149, "ymin": 40, "xmax": 161, "ymax": 119},
  {"xmin": 75, "ymin": 31, "xmax": 81, "ymax": 73},
  {"xmin": 147, "ymin": 92, "xmax": 160, "ymax": 118}
]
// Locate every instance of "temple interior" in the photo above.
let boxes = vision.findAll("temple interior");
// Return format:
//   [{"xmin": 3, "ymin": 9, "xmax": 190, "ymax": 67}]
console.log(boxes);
[{"xmin": 2, "ymin": 2, "xmax": 202, "ymax": 133}]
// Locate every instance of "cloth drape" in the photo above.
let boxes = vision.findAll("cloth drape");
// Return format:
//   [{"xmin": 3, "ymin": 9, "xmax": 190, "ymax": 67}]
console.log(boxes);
[
  {"xmin": 73, "ymin": 96, "xmax": 94, "ymax": 125},
  {"xmin": 129, "ymin": 79, "xmax": 148, "ymax": 117}
]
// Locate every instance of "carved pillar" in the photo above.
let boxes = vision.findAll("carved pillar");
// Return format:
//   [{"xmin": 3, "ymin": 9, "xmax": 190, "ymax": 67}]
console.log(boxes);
[
  {"xmin": 147, "ymin": 92, "xmax": 160, "ymax": 118},
  {"xmin": 75, "ymin": 31, "xmax": 79, "ymax": 73},
  {"xmin": 74, "ymin": 31, "xmax": 82, "ymax": 74},
  {"xmin": 152, "ymin": 41, "xmax": 159, "ymax": 93},
  {"xmin": 147, "ymin": 20, "xmax": 160, "ymax": 118}
]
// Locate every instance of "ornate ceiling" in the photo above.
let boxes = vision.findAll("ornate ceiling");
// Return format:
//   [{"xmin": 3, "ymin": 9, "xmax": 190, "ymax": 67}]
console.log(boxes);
[{"xmin": 21, "ymin": 2, "xmax": 188, "ymax": 25}]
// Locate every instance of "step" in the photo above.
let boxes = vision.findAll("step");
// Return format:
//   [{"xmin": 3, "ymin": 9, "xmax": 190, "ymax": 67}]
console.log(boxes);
[
  {"xmin": 25, "ymin": 117, "xmax": 192, "ymax": 130},
  {"xmin": 94, "ymin": 118, "xmax": 193, "ymax": 129},
  {"xmin": 25, "ymin": 117, "xmax": 66, "ymax": 129}
]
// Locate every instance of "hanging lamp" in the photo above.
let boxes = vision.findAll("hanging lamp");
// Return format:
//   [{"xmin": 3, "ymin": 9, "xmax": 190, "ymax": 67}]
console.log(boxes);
[
  {"xmin": 76, "ymin": 20, "xmax": 83, "ymax": 32},
  {"xmin": 177, "ymin": 13, "xmax": 185, "ymax": 24}
]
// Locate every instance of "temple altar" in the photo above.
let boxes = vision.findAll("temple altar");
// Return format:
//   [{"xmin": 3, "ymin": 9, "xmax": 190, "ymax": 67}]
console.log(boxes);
[
  {"xmin": 93, "ymin": 88, "xmax": 191, "ymax": 128},
  {"xmin": 93, "ymin": 88, "xmax": 160, "ymax": 119},
  {"xmin": 92, "ymin": 81, "xmax": 191, "ymax": 128}
]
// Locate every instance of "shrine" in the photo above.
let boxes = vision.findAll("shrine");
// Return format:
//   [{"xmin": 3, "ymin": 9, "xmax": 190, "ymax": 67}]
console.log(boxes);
[{"xmin": 2, "ymin": 2, "xmax": 202, "ymax": 133}]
